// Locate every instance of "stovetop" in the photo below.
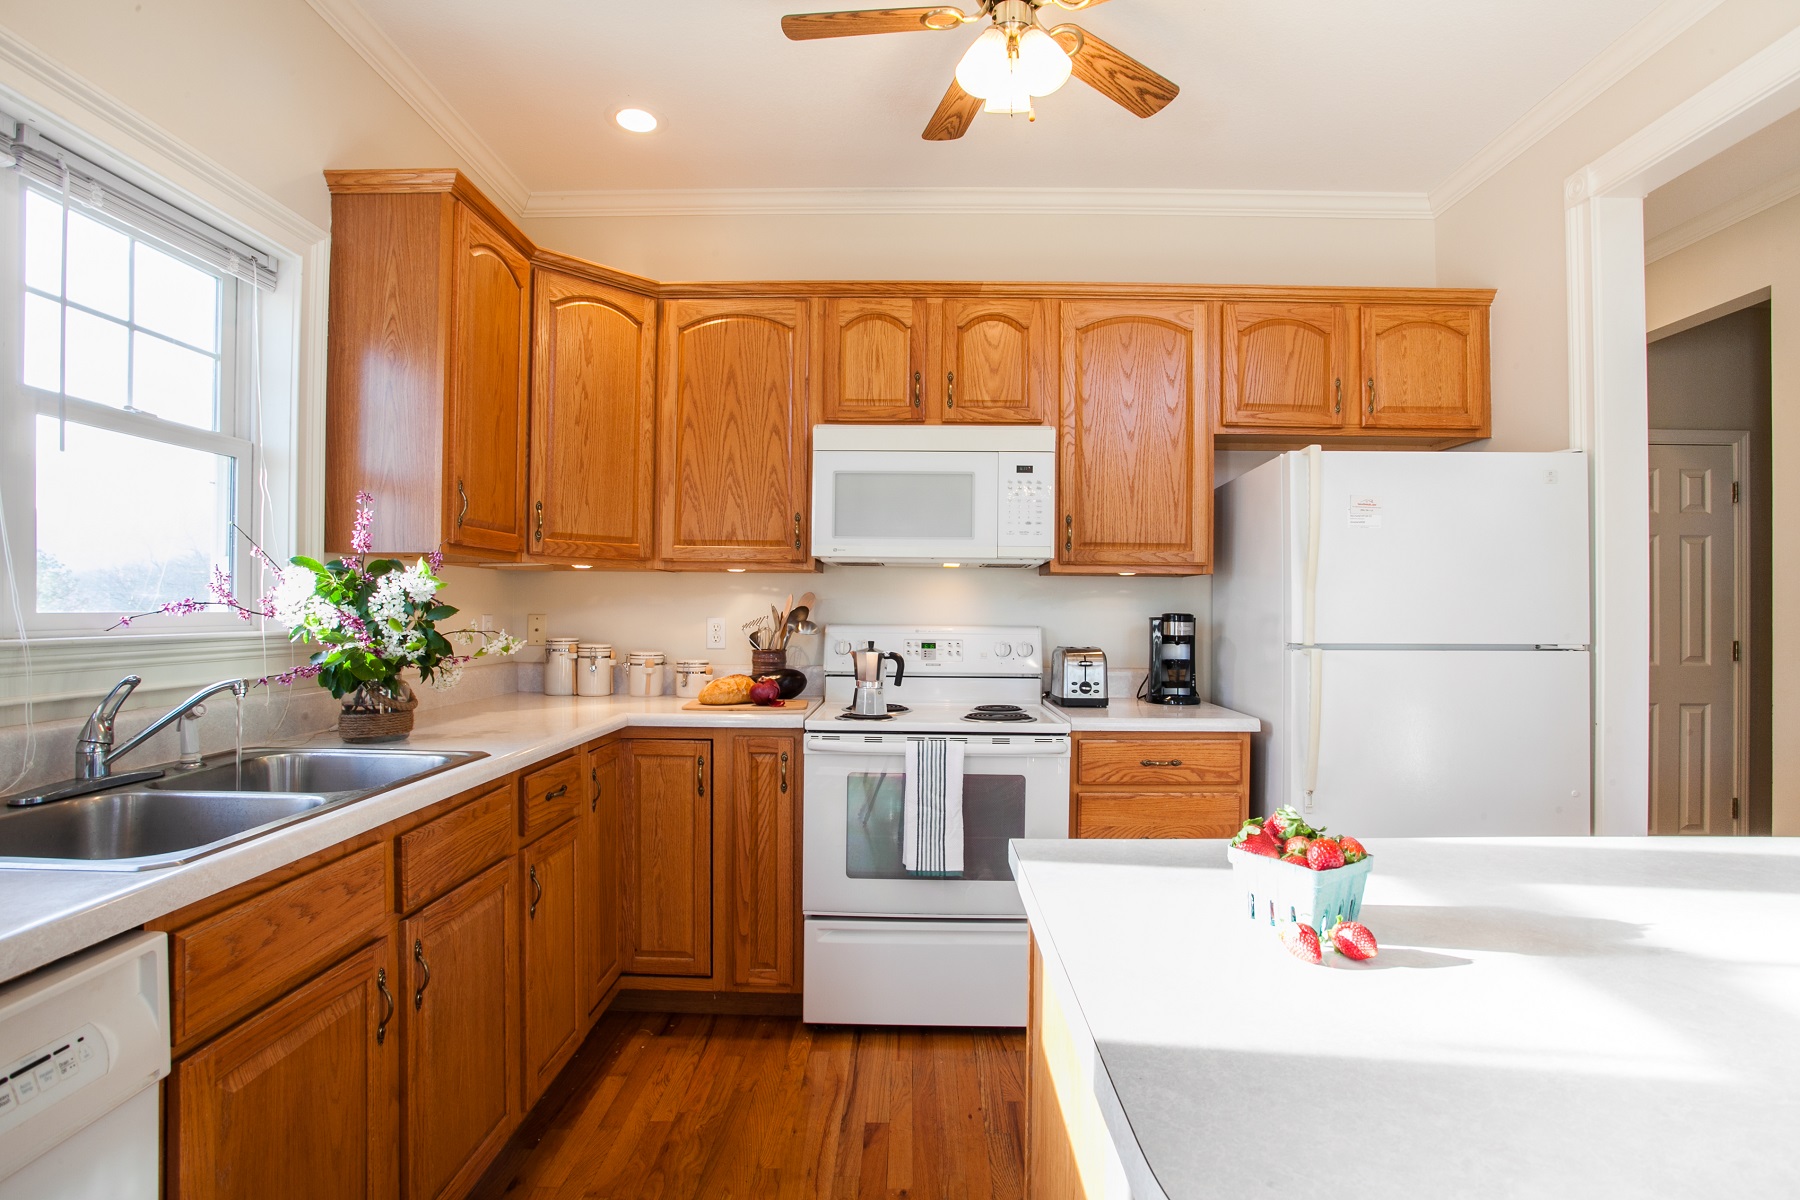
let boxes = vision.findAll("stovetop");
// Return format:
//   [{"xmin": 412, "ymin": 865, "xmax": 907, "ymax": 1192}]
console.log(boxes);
[
  {"xmin": 807, "ymin": 623, "xmax": 1070, "ymax": 736},
  {"xmin": 807, "ymin": 698, "xmax": 1070, "ymax": 735}
]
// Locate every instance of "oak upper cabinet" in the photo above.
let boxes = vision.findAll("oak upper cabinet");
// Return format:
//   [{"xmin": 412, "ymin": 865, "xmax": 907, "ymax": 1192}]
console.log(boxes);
[
  {"xmin": 324, "ymin": 170, "xmax": 531, "ymax": 560},
  {"xmin": 938, "ymin": 297, "xmax": 1052, "ymax": 424},
  {"xmin": 729, "ymin": 734, "xmax": 799, "ymax": 991},
  {"xmin": 520, "ymin": 821, "xmax": 582, "ymax": 1106},
  {"xmin": 820, "ymin": 297, "xmax": 927, "ymax": 423},
  {"xmin": 658, "ymin": 299, "xmax": 811, "ymax": 567},
  {"xmin": 1218, "ymin": 301, "xmax": 1351, "ymax": 431},
  {"xmin": 581, "ymin": 743, "xmax": 625, "ymax": 1014},
  {"xmin": 623, "ymin": 739, "xmax": 713, "ymax": 977},
  {"xmin": 529, "ymin": 265, "xmax": 657, "ymax": 563},
  {"xmin": 168, "ymin": 938, "xmax": 400, "ymax": 1200},
  {"xmin": 1053, "ymin": 299, "xmax": 1212, "ymax": 575},
  {"xmin": 401, "ymin": 863, "xmax": 516, "ymax": 1200},
  {"xmin": 1359, "ymin": 304, "xmax": 1488, "ymax": 432}
]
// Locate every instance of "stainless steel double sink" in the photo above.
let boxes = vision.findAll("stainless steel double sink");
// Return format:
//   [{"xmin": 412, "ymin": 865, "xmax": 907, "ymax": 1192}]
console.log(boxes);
[{"xmin": 0, "ymin": 748, "xmax": 486, "ymax": 872}]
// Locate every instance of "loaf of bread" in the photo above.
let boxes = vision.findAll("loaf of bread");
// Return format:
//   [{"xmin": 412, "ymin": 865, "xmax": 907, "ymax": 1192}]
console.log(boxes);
[{"xmin": 697, "ymin": 673, "xmax": 756, "ymax": 705}]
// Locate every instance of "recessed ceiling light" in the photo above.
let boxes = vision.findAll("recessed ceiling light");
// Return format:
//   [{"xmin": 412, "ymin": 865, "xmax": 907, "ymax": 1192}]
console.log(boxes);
[
  {"xmin": 571, "ymin": 564, "xmax": 592, "ymax": 570},
  {"xmin": 615, "ymin": 108, "xmax": 658, "ymax": 134}
]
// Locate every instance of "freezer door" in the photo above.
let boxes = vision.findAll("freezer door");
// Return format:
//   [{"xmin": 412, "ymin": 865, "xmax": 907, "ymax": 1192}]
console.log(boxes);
[
  {"xmin": 1284, "ymin": 648, "xmax": 1591, "ymax": 836},
  {"xmin": 1287, "ymin": 451, "xmax": 1591, "ymax": 646}
]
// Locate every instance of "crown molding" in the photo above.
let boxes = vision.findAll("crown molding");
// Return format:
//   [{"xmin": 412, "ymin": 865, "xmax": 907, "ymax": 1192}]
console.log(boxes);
[
  {"xmin": 524, "ymin": 187, "xmax": 1434, "ymax": 220},
  {"xmin": 1430, "ymin": 0, "xmax": 1727, "ymax": 216},
  {"xmin": 302, "ymin": 0, "xmax": 530, "ymax": 218},
  {"xmin": 1646, "ymin": 163, "xmax": 1800, "ymax": 261}
]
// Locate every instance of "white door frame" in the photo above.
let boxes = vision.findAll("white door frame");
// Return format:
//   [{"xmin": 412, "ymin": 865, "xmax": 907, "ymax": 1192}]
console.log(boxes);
[
  {"xmin": 1566, "ymin": 27, "xmax": 1800, "ymax": 835},
  {"xmin": 1647, "ymin": 428, "xmax": 1750, "ymax": 835}
]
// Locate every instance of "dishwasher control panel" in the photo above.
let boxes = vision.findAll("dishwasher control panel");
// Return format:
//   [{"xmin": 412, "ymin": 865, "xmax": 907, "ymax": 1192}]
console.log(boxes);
[{"xmin": 0, "ymin": 1023, "xmax": 106, "ymax": 1132}]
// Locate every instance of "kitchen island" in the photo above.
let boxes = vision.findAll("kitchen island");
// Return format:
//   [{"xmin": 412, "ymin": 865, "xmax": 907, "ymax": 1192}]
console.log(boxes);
[{"xmin": 1012, "ymin": 836, "xmax": 1800, "ymax": 1199}]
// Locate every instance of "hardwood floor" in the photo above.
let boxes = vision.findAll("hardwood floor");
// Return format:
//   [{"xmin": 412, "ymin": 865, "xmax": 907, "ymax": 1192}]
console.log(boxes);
[{"xmin": 470, "ymin": 1011, "xmax": 1027, "ymax": 1200}]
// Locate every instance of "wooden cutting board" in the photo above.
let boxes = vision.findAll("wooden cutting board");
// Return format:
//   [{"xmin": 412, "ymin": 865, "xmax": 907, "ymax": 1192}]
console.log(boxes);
[{"xmin": 678, "ymin": 700, "xmax": 805, "ymax": 713}]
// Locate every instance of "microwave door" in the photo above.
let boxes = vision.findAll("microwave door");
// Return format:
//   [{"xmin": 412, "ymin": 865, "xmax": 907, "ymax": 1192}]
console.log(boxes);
[{"xmin": 813, "ymin": 451, "xmax": 998, "ymax": 561}]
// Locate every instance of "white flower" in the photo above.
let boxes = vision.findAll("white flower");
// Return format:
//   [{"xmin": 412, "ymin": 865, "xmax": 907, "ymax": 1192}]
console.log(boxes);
[
  {"xmin": 427, "ymin": 659, "xmax": 464, "ymax": 691},
  {"xmin": 478, "ymin": 632, "xmax": 524, "ymax": 658},
  {"xmin": 368, "ymin": 574, "xmax": 409, "ymax": 623},
  {"xmin": 303, "ymin": 597, "xmax": 342, "ymax": 633},
  {"xmin": 270, "ymin": 572, "xmax": 318, "ymax": 629},
  {"xmin": 402, "ymin": 560, "xmax": 439, "ymax": 603}
]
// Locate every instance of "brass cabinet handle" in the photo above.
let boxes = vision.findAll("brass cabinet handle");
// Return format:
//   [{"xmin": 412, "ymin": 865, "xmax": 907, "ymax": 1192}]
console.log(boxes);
[
  {"xmin": 780, "ymin": 751, "xmax": 789, "ymax": 795},
  {"xmin": 456, "ymin": 479, "xmax": 468, "ymax": 530},
  {"xmin": 913, "ymin": 371, "xmax": 922, "ymax": 408},
  {"xmin": 1140, "ymin": 759, "xmax": 1184, "ymax": 768},
  {"xmin": 529, "ymin": 865, "xmax": 542, "ymax": 919},
  {"xmin": 696, "ymin": 754, "xmax": 706, "ymax": 798},
  {"xmin": 946, "ymin": 371, "xmax": 955, "ymax": 409},
  {"xmin": 794, "ymin": 511, "xmax": 803, "ymax": 552},
  {"xmin": 545, "ymin": 784, "xmax": 568, "ymax": 801},
  {"xmin": 413, "ymin": 939, "xmax": 431, "ymax": 1010},
  {"xmin": 1366, "ymin": 377, "xmax": 1375, "ymax": 415},
  {"xmin": 1334, "ymin": 378, "xmax": 1342, "ymax": 414},
  {"xmin": 1064, "ymin": 513, "xmax": 1073, "ymax": 553},
  {"xmin": 375, "ymin": 967, "xmax": 394, "ymax": 1045},
  {"xmin": 534, "ymin": 499, "xmax": 544, "ymax": 543},
  {"xmin": 590, "ymin": 766, "xmax": 600, "ymax": 812}
]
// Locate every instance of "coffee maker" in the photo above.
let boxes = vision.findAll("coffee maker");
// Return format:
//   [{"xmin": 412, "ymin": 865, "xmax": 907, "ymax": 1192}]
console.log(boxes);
[
  {"xmin": 850, "ymin": 641, "xmax": 906, "ymax": 716},
  {"xmin": 1145, "ymin": 613, "xmax": 1201, "ymax": 705}
]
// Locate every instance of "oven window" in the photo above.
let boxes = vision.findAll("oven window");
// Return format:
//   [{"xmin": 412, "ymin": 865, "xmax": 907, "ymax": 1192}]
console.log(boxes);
[
  {"xmin": 833, "ymin": 472, "xmax": 975, "ymax": 540},
  {"xmin": 844, "ymin": 771, "xmax": 1025, "ymax": 880}
]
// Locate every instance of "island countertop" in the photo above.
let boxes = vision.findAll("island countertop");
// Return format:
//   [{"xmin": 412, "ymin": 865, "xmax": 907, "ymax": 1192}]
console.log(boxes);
[{"xmin": 1010, "ymin": 836, "xmax": 1800, "ymax": 1199}]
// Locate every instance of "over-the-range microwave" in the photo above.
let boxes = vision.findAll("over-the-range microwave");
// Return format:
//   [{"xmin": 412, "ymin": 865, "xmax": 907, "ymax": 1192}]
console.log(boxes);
[{"xmin": 810, "ymin": 425, "xmax": 1056, "ymax": 566}]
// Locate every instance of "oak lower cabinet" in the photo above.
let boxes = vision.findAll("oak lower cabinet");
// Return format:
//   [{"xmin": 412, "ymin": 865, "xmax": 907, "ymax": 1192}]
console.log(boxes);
[
  {"xmin": 167, "ymin": 938, "xmax": 400, "ymax": 1200},
  {"xmin": 1070, "ymin": 732, "xmax": 1250, "ymax": 838},
  {"xmin": 1052, "ymin": 299, "xmax": 1213, "ymax": 575},
  {"xmin": 729, "ymin": 733, "xmax": 800, "ymax": 990},
  {"xmin": 581, "ymin": 741, "xmax": 625, "ymax": 1014},
  {"xmin": 520, "ymin": 820, "xmax": 583, "ymax": 1105},
  {"xmin": 324, "ymin": 170, "xmax": 532, "ymax": 560},
  {"xmin": 657, "ymin": 298, "xmax": 812, "ymax": 569},
  {"xmin": 623, "ymin": 739, "xmax": 713, "ymax": 976}
]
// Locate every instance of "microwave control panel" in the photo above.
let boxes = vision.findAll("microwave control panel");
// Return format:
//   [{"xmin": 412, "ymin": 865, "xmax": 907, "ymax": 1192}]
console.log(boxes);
[{"xmin": 998, "ymin": 453, "xmax": 1055, "ymax": 551}]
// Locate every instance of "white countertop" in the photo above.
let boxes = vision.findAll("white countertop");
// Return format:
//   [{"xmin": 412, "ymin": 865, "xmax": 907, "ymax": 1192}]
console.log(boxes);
[
  {"xmin": 0, "ymin": 692, "xmax": 816, "ymax": 985},
  {"xmin": 1052, "ymin": 698, "xmax": 1260, "ymax": 733},
  {"xmin": 1012, "ymin": 836, "xmax": 1800, "ymax": 1199}
]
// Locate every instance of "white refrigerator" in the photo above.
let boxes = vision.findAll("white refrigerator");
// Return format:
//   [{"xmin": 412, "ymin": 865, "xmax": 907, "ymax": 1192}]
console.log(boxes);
[{"xmin": 1212, "ymin": 449, "xmax": 1592, "ymax": 837}]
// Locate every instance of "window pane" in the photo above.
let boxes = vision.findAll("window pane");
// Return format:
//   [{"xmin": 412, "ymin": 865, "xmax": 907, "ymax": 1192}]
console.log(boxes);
[
  {"xmin": 23, "ymin": 293, "xmax": 62, "ymax": 392},
  {"xmin": 24, "ymin": 190, "xmax": 62, "ymax": 297},
  {"xmin": 35, "ymin": 417, "xmax": 233, "ymax": 614},
  {"xmin": 62, "ymin": 308, "xmax": 128, "ymax": 408},
  {"xmin": 133, "ymin": 243, "xmax": 218, "ymax": 352},
  {"xmin": 64, "ymin": 209, "xmax": 130, "ymax": 319},
  {"xmin": 132, "ymin": 333, "xmax": 217, "ymax": 429}
]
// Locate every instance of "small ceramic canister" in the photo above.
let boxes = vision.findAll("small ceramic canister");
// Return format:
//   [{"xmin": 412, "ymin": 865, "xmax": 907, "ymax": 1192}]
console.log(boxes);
[
  {"xmin": 544, "ymin": 638, "xmax": 578, "ymax": 697},
  {"xmin": 626, "ymin": 651, "xmax": 666, "ymax": 697},
  {"xmin": 577, "ymin": 643, "xmax": 614, "ymax": 696},
  {"xmin": 674, "ymin": 659, "xmax": 713, "ymax": 699}
]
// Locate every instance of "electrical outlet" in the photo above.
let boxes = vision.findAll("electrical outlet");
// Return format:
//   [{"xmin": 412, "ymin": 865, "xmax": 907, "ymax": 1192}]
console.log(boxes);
[
  {"xmin": 706, "ymin": 617, "xmax": 727, "ymax": 650},
  {"xmin": 477, "ymin": 614, "xmax": 496, "ymax": 633},
  {"xmin": 526, "ymin": 614, "xmax": 547, "ymax": 647}
]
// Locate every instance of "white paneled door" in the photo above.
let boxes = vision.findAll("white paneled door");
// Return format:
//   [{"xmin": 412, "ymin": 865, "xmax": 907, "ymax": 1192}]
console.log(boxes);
[{"xmin": 1648, "ymin": 442, "xmax": 1739, "ymax": 835}]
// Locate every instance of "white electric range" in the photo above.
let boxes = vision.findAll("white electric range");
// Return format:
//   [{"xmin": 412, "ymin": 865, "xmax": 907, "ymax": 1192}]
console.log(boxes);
[{"xmin": 802, "ymin": 625, "xmax": 1070, "ymax": 1027}]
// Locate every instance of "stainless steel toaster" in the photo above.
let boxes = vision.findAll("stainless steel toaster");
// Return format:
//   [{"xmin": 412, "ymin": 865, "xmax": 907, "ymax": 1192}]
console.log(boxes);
[{"xmin": 1047, "ymin": 647, "xmax": 1108, "ymax": 708}]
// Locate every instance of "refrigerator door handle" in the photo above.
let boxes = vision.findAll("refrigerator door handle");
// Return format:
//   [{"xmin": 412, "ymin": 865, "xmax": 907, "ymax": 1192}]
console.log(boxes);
[
  {"xmin": 1302, "ymin": 444, "xmax": 1323, "ymax": 646},
  {"xmin": 1303, "ymin": 647, "xmax": 1323, "ymax": 812}
]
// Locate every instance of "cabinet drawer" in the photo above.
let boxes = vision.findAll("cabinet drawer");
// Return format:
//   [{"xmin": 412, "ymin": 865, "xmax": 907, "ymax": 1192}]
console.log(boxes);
[
  {"xmin": 520, "ymin": 754, "xmax": 583, "ymax": 841},
  {"xmin": 1075, "ymin": 736, "xmax": 1245, "ymax": 788},
  {"xmin": 1074, "ymin": 792, "xmax": 1244, "ymax": 839},
  {"xmin": 170, "ymin": 842, "xmax": 390, "ymax": 1044},
  {"xmin": 397, "ymin": 782, "xmax": 514, "ymax": 912}
]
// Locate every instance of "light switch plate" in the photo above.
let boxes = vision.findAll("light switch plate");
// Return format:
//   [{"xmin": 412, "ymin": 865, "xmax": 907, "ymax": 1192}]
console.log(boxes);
[
  {"xmin": 526, "ymin": 614, "xmax": 547, "ymax": 647},
  {"xmin": 705, "ymin": 617, "xmax": 727, "ymax": 650}
]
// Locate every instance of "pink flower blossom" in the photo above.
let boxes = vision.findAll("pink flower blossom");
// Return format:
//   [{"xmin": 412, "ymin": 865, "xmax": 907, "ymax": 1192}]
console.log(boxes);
[{"xmin": 351, "ymin": 491, "xmax": 375, "ymax": 556}]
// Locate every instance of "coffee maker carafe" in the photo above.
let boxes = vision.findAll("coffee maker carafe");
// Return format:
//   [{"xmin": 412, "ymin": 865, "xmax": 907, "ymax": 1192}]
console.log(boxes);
[
  {"xmin": 850, "ymin": 642, "xmax": 906, "ymax": 716},
  {"xmin": 1145, "ymin": 613, "xmax": 1201, "ymax": 706}
]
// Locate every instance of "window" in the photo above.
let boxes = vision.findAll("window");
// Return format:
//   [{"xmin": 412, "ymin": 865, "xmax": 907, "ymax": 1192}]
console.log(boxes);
[{"xmin": 0, "ymin": 122, "xmax": 277, "ymax": 635}]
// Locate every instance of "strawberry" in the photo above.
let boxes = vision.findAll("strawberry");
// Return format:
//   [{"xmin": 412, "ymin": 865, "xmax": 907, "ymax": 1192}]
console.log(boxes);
[
  {"xmin": 1283, "ymin": 836, "xmax": 1312, "ymax": 857},
  {"xmin": 1279, "ymin": 923, "xmax": 1322, "ymax": 964},
  {"xmin": 1306, "ymin": 840, "xmax": 1346, "ymax": 871},
  {"xmin": 1338, "ymin": 835, "xmax": 1368, "ymax": 865},
  {"xmin": 1265, "ymin": 808, "xmax": 1298, "ymax": 840},
  {"xmin": 1329, "ymin": 920, "xmax": 1379, "ymax": 960},
  {"xmin": 1229, "ymin": 819, "xmax": 1266, "ymax": 848},
  {"xmin": 1280, "ymin": 852, "xmax": 1308, "ymax": 866},
  {"xmin": 1239, "ymin": 828, "xmax": 1282, "ymax": 858}
]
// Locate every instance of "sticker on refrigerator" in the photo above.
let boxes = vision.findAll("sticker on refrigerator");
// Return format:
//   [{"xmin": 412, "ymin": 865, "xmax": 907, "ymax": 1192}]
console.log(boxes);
[{"xmin": 1348, "ymin": 496, "xmax": 1383, "ymax": 528}]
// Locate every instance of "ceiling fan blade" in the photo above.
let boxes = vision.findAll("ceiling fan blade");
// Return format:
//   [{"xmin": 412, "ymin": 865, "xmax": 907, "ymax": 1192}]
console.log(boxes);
[
  {"xmin": 923, "ymin": 79, "xmax": 982, "ymax": 141},
  {"xmin": 782, "ymin": 7, "xmax": 967, "ymax": 40},
  {"xmin": 1053, "ymin": 26, "xmax": 1180, "ymax": 118}
]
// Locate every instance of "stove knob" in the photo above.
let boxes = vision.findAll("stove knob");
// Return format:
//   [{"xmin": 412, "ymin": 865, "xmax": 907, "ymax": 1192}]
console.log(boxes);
[
  {"xmin": 993, "ymin": 642, "xmax": 1012, "ymax": 658},
  {"xmin": 833, "ymin": 641, "xmax": 851, "ymax": 656},
  {"xmin": 1018, "ymin": 642, "xmax": 1035, "ymax": 657}
]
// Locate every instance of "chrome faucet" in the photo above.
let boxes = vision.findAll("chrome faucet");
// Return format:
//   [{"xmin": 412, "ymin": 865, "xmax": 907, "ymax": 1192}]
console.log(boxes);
[{"xmin": 77, "ymin": 676, "xmax": 249, "ymax": 781}]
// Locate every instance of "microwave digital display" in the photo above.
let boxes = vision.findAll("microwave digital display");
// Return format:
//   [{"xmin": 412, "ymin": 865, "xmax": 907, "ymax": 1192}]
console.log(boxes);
[{"xmin": 1015, "ymin": 465, "xmax": 1033, "ymax": 473}]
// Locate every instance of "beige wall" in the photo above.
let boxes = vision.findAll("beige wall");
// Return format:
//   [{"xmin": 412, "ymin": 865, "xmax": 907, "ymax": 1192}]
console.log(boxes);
[{"xmin": 1648, "ymin": 197, "xmax": 1800, "ymax": 834}]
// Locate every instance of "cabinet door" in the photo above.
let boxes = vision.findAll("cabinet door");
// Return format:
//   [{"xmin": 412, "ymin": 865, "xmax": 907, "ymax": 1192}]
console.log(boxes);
[
  {"xmin": 446, "ymin": 203, "xmax": 531, "ymax": 557},
  {"xmin": 1218, "ymin": 301, "xmax": 1351, "ymax": 430},
  {"xmin": 730, "ymin": 734, "xmax": 799, "ymax": 991},
  {"xmin": 1057, "ymin": 300, "xmax": 1212, "ymax": 572},
  {"xmin": 821, "ymin": 297, "xmax": 926, "ymax": 423},
  {"xmin": 530, "ymin": 269, "xmax": 656, "ymax": 562},
  {"xmin": 169, "ymin": 939, "xmax": 399, "ymax": 1200},
  {"xmin": 939, "ymin": 297, "xmax": 1050, "ymax": 424},
  {"xmin": 624, "ymin": 740, "xmax": 712, "ymax": 977},
  {"xmin": 581, "ymin": 744, "xmax": 624, "ymax": 1015},
  {"xmin": 521, "ymin": 822, "xmax": 581, "ymax": 1105},
  {"xmin": 1359, "ymin": 304, "xmax": 1487, "ymax": 432},
  {"xmin": 402, "ymin": 863, "xmax": 516, "ymax": 1200},
  {"xmin": 658, "ymin": 299, "xmax": 810, "ymax": 565}
]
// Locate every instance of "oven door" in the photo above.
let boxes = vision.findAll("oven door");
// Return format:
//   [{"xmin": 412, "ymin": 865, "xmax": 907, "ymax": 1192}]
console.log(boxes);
[
  {"xmin": 802, "ymin": 732, "xmax": 1070, "ymax": 918},
  {"xmin": 811, "ymin": 451, "xmax": 997, "ymax": 562}
]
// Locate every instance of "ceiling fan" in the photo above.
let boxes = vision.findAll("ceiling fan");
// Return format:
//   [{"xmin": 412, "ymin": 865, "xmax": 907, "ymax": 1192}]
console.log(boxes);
[{"xmin": 780, "ymin": 0, "xmax": 1179, "ymax": 140}]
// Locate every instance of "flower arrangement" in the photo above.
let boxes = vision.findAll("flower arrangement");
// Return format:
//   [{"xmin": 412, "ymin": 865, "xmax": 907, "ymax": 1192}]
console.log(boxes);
[{"xmin": 114, "ymin": 492, "xmax": 521, "ymax": 728}]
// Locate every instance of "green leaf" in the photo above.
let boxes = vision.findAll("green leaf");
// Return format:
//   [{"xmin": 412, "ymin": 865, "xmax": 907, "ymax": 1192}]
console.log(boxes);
[
  {"xmin": 290, "ymin": 555, "xmax": 327, "ymax": 575},
  {"xmin": 426, "ymin": 605, "xmax": 456, "ymax": 622}
]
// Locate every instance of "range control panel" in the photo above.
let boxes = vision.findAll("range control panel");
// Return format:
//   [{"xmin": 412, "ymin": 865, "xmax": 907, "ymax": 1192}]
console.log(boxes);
[
  {"xmin": 998, "ymin": 453, "xmax": 1055, "ymax": 550},
  {"xmin": 0, "ymin": 1022, "xmax": 107, "ymax": 1132},
  {"xmin": 823, "ymin": 625, "xmax": 1044, "ymax": 678}
]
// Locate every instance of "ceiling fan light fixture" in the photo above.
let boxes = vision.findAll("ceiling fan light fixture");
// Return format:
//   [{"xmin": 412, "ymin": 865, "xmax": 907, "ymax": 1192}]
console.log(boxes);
[
  {"xmin": 981, "ymin": 86, "xmax": 1036, "ymax": 118},
  {"xmin": 614, "ymin": 107, "xmax": 658, "ymax": 133},
  {"xmin": 1014, "ymin": 26, "xmax": 1073, "ymax": 95},
  {"xmin": 954, "ymin": 21, "xmax": 1071, "ymax": 101}
]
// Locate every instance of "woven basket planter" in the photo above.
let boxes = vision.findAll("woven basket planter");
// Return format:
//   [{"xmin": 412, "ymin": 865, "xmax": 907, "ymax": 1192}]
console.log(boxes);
[{"xmin": 338, "ymin": 679, "xmax": 418, "ymax": 744}]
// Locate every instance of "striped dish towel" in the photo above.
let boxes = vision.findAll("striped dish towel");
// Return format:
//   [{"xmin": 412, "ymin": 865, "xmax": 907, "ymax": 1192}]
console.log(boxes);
[{"xmin": 902, "ymin": 737, "xmax": 965, "ymax": 877}]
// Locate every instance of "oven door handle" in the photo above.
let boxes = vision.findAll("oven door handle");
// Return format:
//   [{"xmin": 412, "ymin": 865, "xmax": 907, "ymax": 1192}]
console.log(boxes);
[{"xmin": 803, "ymin": 737, "xmax": 1069, "ymax": 757}]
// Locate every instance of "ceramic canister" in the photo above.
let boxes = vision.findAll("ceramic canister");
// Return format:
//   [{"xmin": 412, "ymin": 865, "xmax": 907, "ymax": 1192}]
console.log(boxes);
[
  {"xmin": 577, "ymin": 643, "xmax": 614, "ymax": 696},
  {"xmin": 544, "ymin": 638, "xmax": 578, "ymax": 697},
  {"xmin": 626, "ymin": 651, "xmax": 667, "ymax": 697},
  {"xmin": 674, "ymin": 659, "xmax": 713, "ymax": 699}
]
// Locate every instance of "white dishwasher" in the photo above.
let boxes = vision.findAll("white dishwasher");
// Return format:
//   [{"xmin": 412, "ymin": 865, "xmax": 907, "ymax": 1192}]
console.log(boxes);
[{"xmin": 0, "ymin": 931, "xmax": 169, "ymax": 1199}]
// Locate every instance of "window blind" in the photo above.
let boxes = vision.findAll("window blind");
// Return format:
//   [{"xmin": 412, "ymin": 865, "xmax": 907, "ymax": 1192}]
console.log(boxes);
[{"xmin": 1, "ymin": 119, "xmax": 277, "ymax": 291}]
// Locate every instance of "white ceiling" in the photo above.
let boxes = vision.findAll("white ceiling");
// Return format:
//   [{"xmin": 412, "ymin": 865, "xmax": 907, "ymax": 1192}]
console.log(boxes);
[
  {"xmin": 350, "ymin": 0, "xmax": 1671, "ymax": 197},
  {"xmin": 1645, "ymin": 105, "xmax": 1800, "ymax": 243}
]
